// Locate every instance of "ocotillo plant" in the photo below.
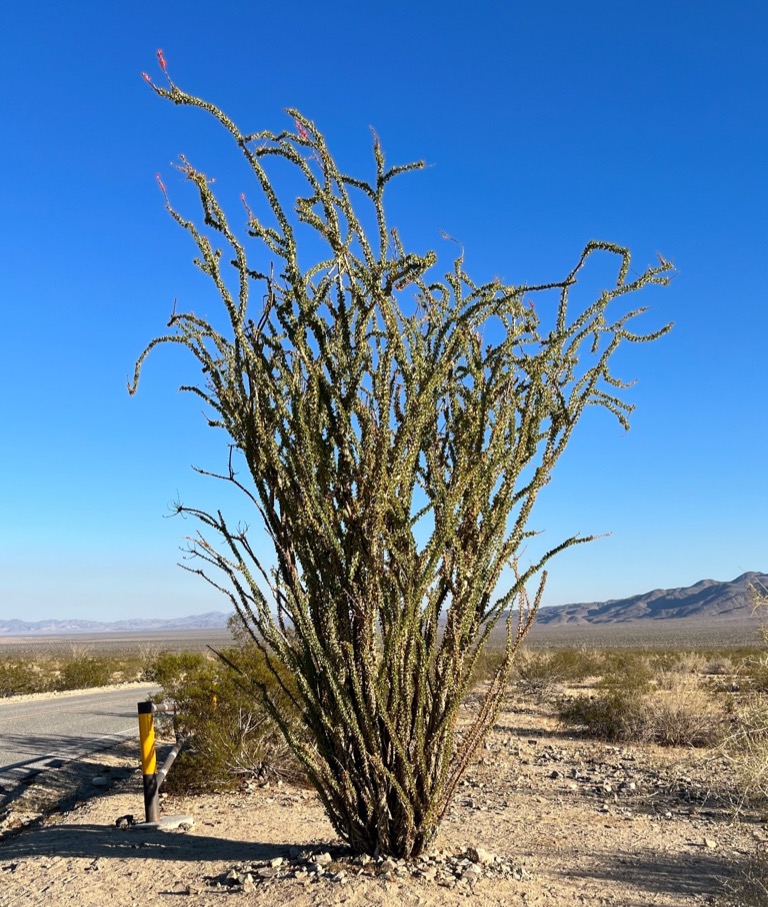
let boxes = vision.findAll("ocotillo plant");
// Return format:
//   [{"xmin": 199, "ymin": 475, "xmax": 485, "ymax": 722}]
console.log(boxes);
[{"xmin": 131, "ymin": 52, "xmax": 673, "ymax": 858}]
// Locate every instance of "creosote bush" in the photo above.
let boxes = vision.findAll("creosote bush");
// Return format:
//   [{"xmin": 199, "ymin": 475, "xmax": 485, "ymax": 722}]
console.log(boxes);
[
  {"xmin": 55, "ymin": 654, "xmax": 112, "ymax": 691},
  {"xmin": 0, "ymin": 650, "xmax": 150, "ymax": 696},
  {"xmin": 131, "ymin": 51, "xmax": 672, "ymax": 857},
  {"xmin": 0, "ymin": 661, "xmax": 49, "ymax": 697},
  {"xmin": 149, "ymin": 645, "xmax": 302, "ymax": 792}
]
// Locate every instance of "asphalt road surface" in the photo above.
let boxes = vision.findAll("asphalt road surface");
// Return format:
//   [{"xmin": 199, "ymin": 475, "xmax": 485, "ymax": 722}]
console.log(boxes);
[{"xmin": 0, "ymin": 684, "xmax": 158, "ymax": 789}]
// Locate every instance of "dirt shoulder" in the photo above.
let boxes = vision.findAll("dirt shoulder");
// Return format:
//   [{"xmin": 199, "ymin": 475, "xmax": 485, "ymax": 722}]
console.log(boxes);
[{"xmin": 0, "ymin": 694, "xmax": 762, "ymax": 907}]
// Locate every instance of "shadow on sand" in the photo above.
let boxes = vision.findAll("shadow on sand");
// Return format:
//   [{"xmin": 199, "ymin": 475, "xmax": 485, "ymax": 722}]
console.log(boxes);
[
  {"xmin": 0, "ymin": 821, "xmax": 291, "ymax": 865},
  {"xmin": 560, "ymin": 847, "xmax": 741, "ymax": 902}
]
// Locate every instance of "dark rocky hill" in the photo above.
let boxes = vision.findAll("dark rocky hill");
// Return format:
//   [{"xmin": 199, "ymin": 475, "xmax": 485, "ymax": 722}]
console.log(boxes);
[{"xmin": 536, "ymin": 571, "xmax": 767, "ymax": 625}]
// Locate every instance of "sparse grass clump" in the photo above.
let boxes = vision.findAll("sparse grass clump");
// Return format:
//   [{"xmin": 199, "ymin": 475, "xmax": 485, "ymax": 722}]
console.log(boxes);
[
  {"xmin": 719, "ymin": 584, "xmax": 768, "ymax": 808},
  {"xmin": 719, "ymin": 849, "xmax": 768, "ymax": 907},
  {"xmin": 643, "ymin": 674, "xmax": 724, "ymax": 746}
]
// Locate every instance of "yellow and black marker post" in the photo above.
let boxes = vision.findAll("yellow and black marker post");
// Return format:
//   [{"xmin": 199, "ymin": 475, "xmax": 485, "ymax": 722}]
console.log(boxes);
[{"xmin": 137, "ymin": 701, "xmax": 159, "ymax": 823}]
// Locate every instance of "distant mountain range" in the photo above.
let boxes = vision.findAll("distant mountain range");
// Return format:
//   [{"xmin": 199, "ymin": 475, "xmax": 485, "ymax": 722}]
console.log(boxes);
[
  {"xmin": 0, "ymin": 611, "xmax": 232, "ymax": 636},
  {"xmin": 1, "ymin": 572, "xmax": 765, "ymax": 635},
  {"xmin": 535, "ymin": 571, "xmax": 767, "ymax": 625}
]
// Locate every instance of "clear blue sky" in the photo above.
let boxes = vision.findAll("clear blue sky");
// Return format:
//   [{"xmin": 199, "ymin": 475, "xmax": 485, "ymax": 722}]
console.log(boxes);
[{"xmin": 1, "ymin": 2, "xmax": 765, "ymax": 621}]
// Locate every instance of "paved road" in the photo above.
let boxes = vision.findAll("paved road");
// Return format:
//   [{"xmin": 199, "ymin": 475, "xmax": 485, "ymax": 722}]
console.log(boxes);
[{"xmin": 0, "ymin": 684, "xmax": 158, "ymax": 788}]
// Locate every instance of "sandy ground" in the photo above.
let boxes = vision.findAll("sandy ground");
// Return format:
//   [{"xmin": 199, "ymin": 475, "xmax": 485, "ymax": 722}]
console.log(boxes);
[{"xmin": 0, "ymin": 693, "xmax": 764, "ymax": 907}]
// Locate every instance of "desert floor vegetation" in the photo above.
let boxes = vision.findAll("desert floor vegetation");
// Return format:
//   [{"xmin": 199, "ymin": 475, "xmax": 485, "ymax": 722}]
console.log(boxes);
[
  {"xmin": 543, "ymin": 647, "xmax": 735, "ymax": 748},
  {"xmin": 147, "ymin": 644, "xmax": 304, "ymax": 793},
  {"xmin": 5, "ymin": 637, "xmax": 768, "ymax": 906},
  {"xmin": 0, "ymin": 648, "xmax": 153, "ymax": 697},
  {"xmin": 142, "ymin": 639, "xmax": 768, "ymax": 818}
]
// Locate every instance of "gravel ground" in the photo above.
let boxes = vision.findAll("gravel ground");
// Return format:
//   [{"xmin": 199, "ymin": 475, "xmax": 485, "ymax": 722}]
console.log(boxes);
[{"xmin": 0, "ymin": 692, "xmax": 764, "ymax": 907}]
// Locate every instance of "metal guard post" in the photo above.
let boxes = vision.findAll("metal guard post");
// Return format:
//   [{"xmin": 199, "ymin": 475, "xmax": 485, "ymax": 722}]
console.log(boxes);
[
  {"xmin": 138, "ymin": 701, "xmax": 185, "ymax": 824},
  {"xmin": 137, "ymin": 701, "xmax": 159, "ymax": 823}
]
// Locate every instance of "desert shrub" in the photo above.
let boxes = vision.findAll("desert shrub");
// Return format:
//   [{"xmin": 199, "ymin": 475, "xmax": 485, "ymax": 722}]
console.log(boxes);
[
  {"xmin": 513, "ymin": 648, "xmax": 681, "ymax": 699},
  {"xmin": 511, "ymin": 650, "xmax": 562, "ymax": 695},
  {"xmin": 149, "ymin": 645, "xmax": 302, "ymax": 793},
  {"xmin": 703, "ymin": 656, "xmax": 736, "ymax": 676},
  {"xmin": 131, "ymin": 53, "xmax": 672, "ymax": 857},
  {"xmin": 137, "ymin": 643, "xmax": 162, "ymax": 673},
  {"xmin": 471, "ymin": 647, "xmax": 507, "ymax": 685},
  {"xmin": 55, "ymin": 654, "xmax": 113, "ymax": 691},
  {"xmin": 557, "ymin": 688, "xmax": 646, "ymax": 742},
  {"xmin": 742, "ymin": 655, "xmax": 768, "ymax": 693},
  {"xmin": 0, "ymin": 661, "xmax": 50, "ymax": 697},
  {"xmin": 722, "ymin": 699, "xmax": 768, "ymax": 805},
  {"xmin": 597, "ymin": 647, "xmax": 715, "ymax": 679},
  {"xmin": 721, "ymin": 696, "xmax": 768, "ymax": 805},
  {"xmin": 643, "ymin": 674, "xmax": 724, "ymax": 746},
  {"xmin": 146, "ymin": 650, "xmax": 211, "ymax": 685},
  {"xmin": 551, "ymin": 648, "xmax": 605, "ymax": 680},
  {"xmin": 598, "ymin": 651, "xmax": 657, "ymax": 688},
  {"xmin": 559, "ymin": 673, "xmax": 724, "ymax": 746},
  {"xmin": 604, "ymin": 660, "xmax": 655, "ymax": 692},
  {"xmin": 665, "ymin": 651, "xmax": 707, "ymax": 675},
  {"xmin": 512, "ymin": 648, "xmax": 602, "ymax": 696}
]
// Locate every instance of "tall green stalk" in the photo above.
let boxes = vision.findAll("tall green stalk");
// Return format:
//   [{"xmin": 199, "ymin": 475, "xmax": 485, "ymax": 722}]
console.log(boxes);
[{"xmin": 131, "ymin": 53, "xmax": 673, "ymax": 858}]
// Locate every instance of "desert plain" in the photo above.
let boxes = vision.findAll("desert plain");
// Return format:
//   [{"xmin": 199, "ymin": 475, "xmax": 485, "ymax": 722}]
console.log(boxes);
[{"xmin": 0, "ymin": 620, "xmax": 766, "ymax": 906}]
